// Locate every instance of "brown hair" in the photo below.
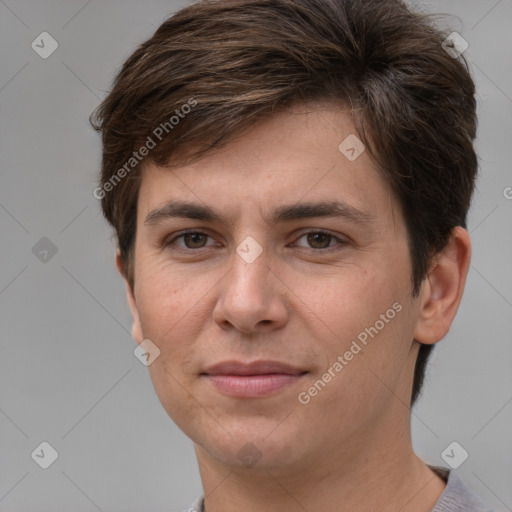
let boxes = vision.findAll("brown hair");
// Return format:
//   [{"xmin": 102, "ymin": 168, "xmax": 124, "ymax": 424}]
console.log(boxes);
[{"xmin": 90, "ymin": 0, "xmax": 478, "ymax": 405}]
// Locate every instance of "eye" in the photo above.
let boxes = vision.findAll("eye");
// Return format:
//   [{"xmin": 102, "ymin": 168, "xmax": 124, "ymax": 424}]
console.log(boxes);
[
  {"xmin": 293, "ymin": 230, "xmax": 346, "ymax": 251},
  {"xmin": 167, "ymin": 230, "xmax": 216, "ymax": 250},
  {"xmin": 165, "ymin": 229, "xmax": 347, "ymax": 253}
]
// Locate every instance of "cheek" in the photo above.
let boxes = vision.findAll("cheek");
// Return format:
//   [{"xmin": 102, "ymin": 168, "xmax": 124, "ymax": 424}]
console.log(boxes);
[
  {"xmin": 301, "ymin": 264, "xmax": 402, "ymax": 336},
  {"xmin": 134, "ymin": 254, "xmax": 210, "ymax": 338},
  {"xmin": 298, "ymin": 259, "xmax": 414, "ymax": 399},
  {"xmin": 298, "ymin": 305, "xmax": 413, "ymax": 438}
]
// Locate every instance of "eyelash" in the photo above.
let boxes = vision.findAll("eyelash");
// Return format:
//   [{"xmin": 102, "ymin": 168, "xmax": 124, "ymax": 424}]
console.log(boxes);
[{"xmin": 164, "ymin": 229, "xmax": 347, "ymax": 254}]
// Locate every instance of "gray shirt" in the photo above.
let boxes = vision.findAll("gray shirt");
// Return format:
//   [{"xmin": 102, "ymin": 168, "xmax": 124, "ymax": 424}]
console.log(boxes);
[
  {"xmin": 430, "ymin": 467, "xmax": 494, "ymax": 512},
  {"xmin": 181, "ymin": 466, "xmax": 494, "ymax": 511}
]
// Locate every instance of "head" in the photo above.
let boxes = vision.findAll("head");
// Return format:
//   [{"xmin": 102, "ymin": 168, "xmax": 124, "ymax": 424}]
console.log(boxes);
[{"xmin": 90, "ymin": 0, "xmax": 476, "ymax": 472}]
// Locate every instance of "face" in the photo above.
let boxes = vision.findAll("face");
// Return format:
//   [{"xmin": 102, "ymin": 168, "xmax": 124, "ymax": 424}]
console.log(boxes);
[{"xmin": 125, "ymin": 102, "xmax": 425, "ymax": 474}]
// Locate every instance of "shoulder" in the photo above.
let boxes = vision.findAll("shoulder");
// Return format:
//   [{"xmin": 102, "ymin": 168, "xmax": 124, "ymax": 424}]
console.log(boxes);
[
  {"xmin": 179, "ymin": 495, "xmax": 204, "ymax": 512},
  {"xmin": 431, "ymin": 467, "xmax": 495, "ymax": 512}
]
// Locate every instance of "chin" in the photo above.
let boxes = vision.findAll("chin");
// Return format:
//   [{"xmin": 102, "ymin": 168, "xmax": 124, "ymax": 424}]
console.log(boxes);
[{"xmin": 194, "ymin": 422, "xmax": 306, "ymax": 471}]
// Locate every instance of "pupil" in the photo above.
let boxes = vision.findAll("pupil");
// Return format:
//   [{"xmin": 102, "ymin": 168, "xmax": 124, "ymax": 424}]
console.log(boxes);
[
  {"xmin": 308, "ymin": 232, "xmax": 330, "ymax": 248},
  {"xmin": 185, "ymin": 233, "xmax": 205, "ymax": 248}
]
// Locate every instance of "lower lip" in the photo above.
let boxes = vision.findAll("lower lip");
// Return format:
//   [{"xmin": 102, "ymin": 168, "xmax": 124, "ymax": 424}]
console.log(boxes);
[{"xmin": 204, "ymin": 373, "xmax": 306, "ymax": 397}]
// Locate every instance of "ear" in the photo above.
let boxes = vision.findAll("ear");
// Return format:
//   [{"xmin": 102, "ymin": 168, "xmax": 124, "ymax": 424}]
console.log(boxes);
[
  {"xmin": 115, "ymin": 249, "xmax": 143, "ymax": 345},
  {"xmin": 413, "ymin": 226, "xmax": 471, "ymax": 345}
]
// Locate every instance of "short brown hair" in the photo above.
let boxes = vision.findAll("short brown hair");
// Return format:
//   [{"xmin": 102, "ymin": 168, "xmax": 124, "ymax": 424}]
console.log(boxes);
[{"xmin": 90, "ymin": 0, "xmax": 478, "ymax": 405}]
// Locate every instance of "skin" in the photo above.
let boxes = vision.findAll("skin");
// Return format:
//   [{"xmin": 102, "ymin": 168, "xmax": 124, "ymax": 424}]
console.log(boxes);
[{"xmin": 117, "ymin": 102, "xmax": 471, "ymax": 512}]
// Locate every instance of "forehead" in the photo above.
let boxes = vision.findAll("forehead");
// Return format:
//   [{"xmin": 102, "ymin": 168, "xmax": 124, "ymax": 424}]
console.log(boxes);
[{"xmin": 137, "ymin": 103, "xmax": 398, "ymax": 226}]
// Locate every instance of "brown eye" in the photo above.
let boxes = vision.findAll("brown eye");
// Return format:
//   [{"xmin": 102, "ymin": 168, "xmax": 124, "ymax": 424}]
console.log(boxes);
[
  {"xmin": 293, "ymin": 230, "xmax": 347, "ymax": 252},
  {"xmin": 167, "ymin": 231, "xmax": 215, "ymax": 250},
  {"xmin": 306, "ymin": 232, "xmax": 333, "ymax": 249},
  {"xmin": 182, "ymin": 232, "xmax": 208, "ymax": 248}
]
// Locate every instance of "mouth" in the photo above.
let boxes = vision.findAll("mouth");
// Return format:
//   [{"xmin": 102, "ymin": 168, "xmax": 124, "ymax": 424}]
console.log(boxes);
[{"xmin": 201, "ymin": 360, "xmax": 309, "ymax": 398}]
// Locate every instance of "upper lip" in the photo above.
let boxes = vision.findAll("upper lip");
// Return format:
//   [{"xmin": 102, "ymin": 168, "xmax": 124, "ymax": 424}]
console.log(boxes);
[{"xmin": 202, "ymin": 360, "xmax": 307, "ymax": 376}]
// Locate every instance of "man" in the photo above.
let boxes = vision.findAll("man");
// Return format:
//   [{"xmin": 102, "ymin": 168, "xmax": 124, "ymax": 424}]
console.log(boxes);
[{"xmin": 90, "ymin": 0, "xmax": 493, "ymax": 510}]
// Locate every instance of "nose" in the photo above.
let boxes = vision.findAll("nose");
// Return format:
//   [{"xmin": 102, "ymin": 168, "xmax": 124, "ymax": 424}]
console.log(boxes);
[{"xmin": 212, "ymin": 242, "xmax": 289, "ymax": 335}]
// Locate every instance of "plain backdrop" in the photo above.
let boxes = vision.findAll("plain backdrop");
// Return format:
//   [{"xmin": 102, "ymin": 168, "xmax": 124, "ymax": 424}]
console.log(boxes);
[{"xmin": 1, "ymin": 1, "xmax": 511, "ymax": 511}]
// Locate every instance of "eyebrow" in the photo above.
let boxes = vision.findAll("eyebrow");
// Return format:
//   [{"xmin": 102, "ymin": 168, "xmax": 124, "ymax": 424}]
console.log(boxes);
[{"xmin": 144, "ymin": 199, "xmax": 375, "ymax": 227}]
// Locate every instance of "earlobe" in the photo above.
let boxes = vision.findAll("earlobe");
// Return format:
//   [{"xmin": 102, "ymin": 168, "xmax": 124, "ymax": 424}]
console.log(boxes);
[
  {"xmin": 115, "ymin": 249, "xmax": 144, "ymax": 344},
  {"xmin": 413, "ymin": 227, "xmax": 471, "ymax": 345}
]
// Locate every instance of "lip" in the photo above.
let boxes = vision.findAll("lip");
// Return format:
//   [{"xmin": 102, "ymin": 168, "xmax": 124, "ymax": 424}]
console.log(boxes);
[
  {"xmin": 203, "ymin": 360, "xmax": 307, "ymax": 376},
  {"xmin": 201, "ymin": 360, "xmax": 308, "ymax": 398}
]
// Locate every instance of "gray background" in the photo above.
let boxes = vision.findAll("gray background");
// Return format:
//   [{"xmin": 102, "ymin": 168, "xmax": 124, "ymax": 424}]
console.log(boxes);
[{"xmin": 0, "ymin": 0, "xmax": 511, "ymax": 511}]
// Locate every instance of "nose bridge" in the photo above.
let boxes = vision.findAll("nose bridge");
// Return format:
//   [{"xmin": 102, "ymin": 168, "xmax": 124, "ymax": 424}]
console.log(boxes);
[
  {"xmin": 229, "ymin": 235, "xmax": 272, "ymax": 306},
  {"xmin": 213, "ymin": 235, "xmax": 288, "ymax": 333}
]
